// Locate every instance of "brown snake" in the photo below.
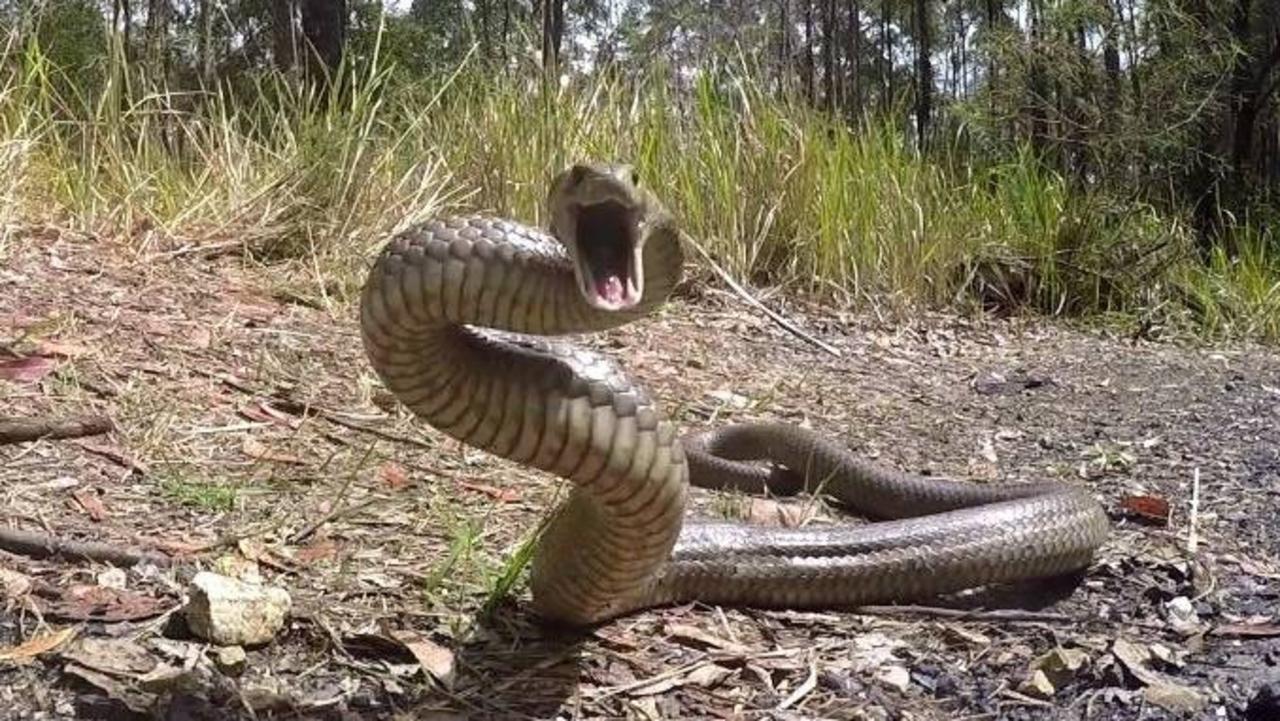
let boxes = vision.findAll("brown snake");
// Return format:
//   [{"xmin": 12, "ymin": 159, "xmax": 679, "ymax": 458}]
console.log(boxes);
[{"xmin": 358, "ymin": 162, "xmax": 1110, "ymax": 626}]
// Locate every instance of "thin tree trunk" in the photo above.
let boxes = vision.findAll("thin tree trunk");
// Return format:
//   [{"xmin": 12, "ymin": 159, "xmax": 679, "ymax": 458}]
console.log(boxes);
[
  {"xmin": 880, "ymin": 0, "xmax": 891, "ymax": 113},
  {"xmin": 273, "ymin": 0, "xmax": 297, "ymax": 72},
  {"xmin": 502, "ymin": 0, "xmax": 510, "ymax": 66},
  {"xmin": 300, "ymin": 0, "xmax": 347, "ymax": 87},
  {"xmin": 146, "ymin": 0, "xmax": 168, "ymax": 75},
  {"xmin": 822, "ymin": 0, "xmax": 836, "ymax": 113},
  {"xmin": 804, "ymin": 0, "xmax": 815, "ymax": 104},
  {"xmin": 846, "ymin": 0, "xmax": 861, "ymax": 116},
  {"xmin": 779, "ymin": 0, "xmax": 791, "ymax": 93},
  {"xmin": 198, "ymin": 0, "xmax": 214, "ymax": 86},
  {"xmin": 541, "ymin": 0, "xmax": 564, "ymax": 74},
  {"xmin": 1102, "ymin": 0, "xmax": 1121, "ymax": 110},
  {"xmin": 914, "ymin": 0, "xmax": 931, "ymax": 149}
]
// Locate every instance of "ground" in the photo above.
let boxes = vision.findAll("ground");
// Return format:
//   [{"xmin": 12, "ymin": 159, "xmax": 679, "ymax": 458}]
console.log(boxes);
[{"xmin": 1, "ymin": 227, "xmax": 1278, "ymax": 721}]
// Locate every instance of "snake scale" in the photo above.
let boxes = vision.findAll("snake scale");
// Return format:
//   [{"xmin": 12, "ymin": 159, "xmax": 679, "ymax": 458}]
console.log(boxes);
[{"xmin": 358, "ymin": 162, "xmax": 1110, "ymax": 626}]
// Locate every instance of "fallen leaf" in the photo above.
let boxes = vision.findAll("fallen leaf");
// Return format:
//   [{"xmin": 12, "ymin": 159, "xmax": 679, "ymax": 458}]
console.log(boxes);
[
  {"xmin": 34, "ymin": 340, "xmax": 89, "ymax": 358},
  {"xmin": 61, "ymin": 637, "xmax": 158, "ymax": 676},
  {"xmin": 1144, "ymin": 682, "xmax": 1207, "ymax": 714},
  {"xmin": 72, "ymin": 488, "xmax": 109, "ymax": 521},
  {"xmin": 1211, "ymin": 622, "xmax": 1280, "ymax": 638},
  {"xmin": 41, "ymin": 584, "xmax": 169, "ymax": 622},
  {"xmin": 295, "ymin": 538, "xmax": 338, "ymax": 564},
  {"xmin": 63, "ymin": 663, "xmax": 155, "ymax": 714},
  {"xmin": 1119, "ymin": 495, "xmax": 1170, "ymax": 525},
  {"xmin": 387, "ymin": 629, "xmax": 455, "ymax": 688},
  {"xmin": 744, "ymin": 497, "xmax": 807, "ymax": 527},
  {"xmin": 238, "ymin": 402, "xmax": 301, "ymax": 429},
  {"xmin": 685, "ymin": 663, "xmax": 734, "ymax": 688},
  {"xmin": 0, "ymin": 627, "xmax": 77, "ymax": 664},
  {"xmin": 1112, "ymin": 638, "xmax": 1166, "ymax": 688},
  {"xmin": 457, "ymin": 479, "xmax": 519, "ymax": 502},
  {"xmin": 75, "ymin": 442, "xmax": 148, "ymax": 476},
  {"xmin": 666, "ymin": 624, "xmax": 750, "ymax": 655},
  {"xmin": 0, "ymin": 568, "xmax": 34, "ymax": 598},
  {"xmin": 0, "ymin": 356, "xmax": 55, "ymax": 384},
  {"xmin": 380, "ymin": 462, "xmax": 410, "ymax": 490},
  {"xmin": 241, "ymin": 436, "xmax": 304, "ymax": 465}
]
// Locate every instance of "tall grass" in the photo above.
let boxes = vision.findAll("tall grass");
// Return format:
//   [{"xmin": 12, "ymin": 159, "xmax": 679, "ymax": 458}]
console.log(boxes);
[{"xmin": 1, "ymin": 28, "xmax": 1277, "ymax": 341}]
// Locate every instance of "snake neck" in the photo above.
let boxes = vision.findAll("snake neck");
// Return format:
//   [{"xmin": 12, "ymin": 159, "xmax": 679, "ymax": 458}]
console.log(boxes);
[{"xmin": 359, "ymin": 213, "xmax": 689, "ymax": 625}]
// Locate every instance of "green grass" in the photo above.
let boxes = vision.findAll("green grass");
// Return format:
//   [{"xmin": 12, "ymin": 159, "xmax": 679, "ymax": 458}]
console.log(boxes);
[
  {"xmin": 160, "ymin": 477, "xmax": 238, "ymax": 512},
  {"xmin": 0, "ymin": 27, "xmax": 1277, "ymax": 341}
]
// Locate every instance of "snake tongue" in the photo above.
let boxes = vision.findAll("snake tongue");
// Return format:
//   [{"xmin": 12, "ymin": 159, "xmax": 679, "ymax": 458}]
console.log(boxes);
[{"xmin": 595, "ymin": 275, "xmax": 626, "ymax": 305}]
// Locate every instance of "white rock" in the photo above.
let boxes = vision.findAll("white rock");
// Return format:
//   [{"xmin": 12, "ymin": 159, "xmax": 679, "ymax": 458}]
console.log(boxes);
[
  {"xmin": 876, "ymin": 665, "xmax": 910, "ymax": 692},
  {"xmin": 184, "ymin": 572, "xmax": 291, "ymax": 647},
  {"xmin": 1164, "ymin": 596, "xmax": 1200, "ymax": 634}
]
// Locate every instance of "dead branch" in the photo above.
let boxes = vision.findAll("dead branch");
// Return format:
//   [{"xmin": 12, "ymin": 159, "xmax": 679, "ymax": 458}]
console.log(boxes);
[
  {"xmin": 0, "ymin": 525, "xmax": 171, "ymax": 567},
  {"xmin": 0, "ymin": 415, "xmax": 114, "ymax": 445},
  {"xmin": 680, "ymin": 231, "xmax": 842, "ymax": 358},
  {"xmin": 854, "ymin": 604, "xmax": 1072, "ymax": 624}
]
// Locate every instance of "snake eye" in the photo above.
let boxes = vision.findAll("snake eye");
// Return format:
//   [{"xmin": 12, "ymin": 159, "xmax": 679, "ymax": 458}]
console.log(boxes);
[
  {"xmin": 631, "ymin": 169, "xmax": 640, "ymax": 186},
  {"xmin": 569, "ymin": 165, "xmax": 587, "ymax": 186}
]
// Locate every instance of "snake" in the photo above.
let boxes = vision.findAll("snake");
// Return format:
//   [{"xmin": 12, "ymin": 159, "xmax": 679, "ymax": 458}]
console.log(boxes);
[{"xmin": 358, "ymin": 162, "xmax": 1110, "ymax": 626}]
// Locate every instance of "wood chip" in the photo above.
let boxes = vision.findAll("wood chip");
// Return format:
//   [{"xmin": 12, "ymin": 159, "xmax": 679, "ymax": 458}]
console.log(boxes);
[{"xmin": 0, "ymin": 627, "xmax": 78, "ymax": 664}]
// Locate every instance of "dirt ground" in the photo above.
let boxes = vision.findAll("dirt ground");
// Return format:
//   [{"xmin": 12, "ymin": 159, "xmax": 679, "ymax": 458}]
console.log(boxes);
[{"xmin": 1, "ymin": 227, "xmax": 1278, "ymax": 720}]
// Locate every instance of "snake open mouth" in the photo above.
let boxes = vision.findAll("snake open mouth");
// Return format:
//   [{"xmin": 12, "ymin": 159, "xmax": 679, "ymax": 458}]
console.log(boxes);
[{"xmin": 573, "ymin": 200, "xmax": 643, "ymax": 310}]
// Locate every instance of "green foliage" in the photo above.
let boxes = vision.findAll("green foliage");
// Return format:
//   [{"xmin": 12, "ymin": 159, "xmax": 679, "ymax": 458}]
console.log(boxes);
[{"xmin": 0, "ymin": 19, "xmax": 1277, "ymax": 341}]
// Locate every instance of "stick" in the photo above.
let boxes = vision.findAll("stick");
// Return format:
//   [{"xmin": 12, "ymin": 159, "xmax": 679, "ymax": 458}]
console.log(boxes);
[
  {"xmin": 680, "ymin": 232, "xmax": 842, "ymax": 357},
  {"xmin": 0, "ymin": 415, "xmax": 114, "ymax": 445},
  {"xmin": 853, "ymin": 604, "xmax": 1072, "ymax": 624},
  {"xmin": 1187, "ymin": 467, "xmax": 1201, "ymax": 553},
  {"xmin": 0, "ymin": 525, "xmax": 170, "ymax": 567}
]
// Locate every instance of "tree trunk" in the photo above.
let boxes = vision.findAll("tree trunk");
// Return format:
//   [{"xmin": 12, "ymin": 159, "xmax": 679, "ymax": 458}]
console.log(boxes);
[
  {"xmin": 914, "ymin": 0, "xmax": 931, "ymax": 149},
  {"xmin": 273, "ymin": 0, "xmax": 297, "ymax": 72},
  {"xmin": 880, "ymin": 0, "xmax": 891, "ymax": 113},
  {"xmin": 502, "ymin": 0, "xmax": 510, "ymax": 66},
  {"xmin": 822, "ymin": 0, "xmax": 836, "ymax": 113},
  {"xmin": 113, "ymin": 0, "xmax": 133, "ymax": 59},
  {"xmin": 300, "ymin": 0, "xmax": 347, "ymax": 82},
  {"xmin": 846, "ymin": 0, "xmax": 861, "ymax": 116},
  {"xmin": 541, "ymin": 0, "xmax": 564, "ymax": 74},
  {"xmin": 804, "ymin": 0, "xmax": 815, "ymax": 104},
  {"xmin": 146, "ymin": 0, "xmax": 167, "ymax": 75},
  {"xmin": 779, "ymin": 0, "xmax": 791, "ymax": 93},
  {"xmin": 1027, "ymin": 0, "xmax": 1048, "ymax": 152},
  {"xmin": 198, "ymin": 0, "xmax": 214, "ymax": 86},
  {"xmin": 1101, "ymin": 0, "xmax": 1121, "ymax": 110}
]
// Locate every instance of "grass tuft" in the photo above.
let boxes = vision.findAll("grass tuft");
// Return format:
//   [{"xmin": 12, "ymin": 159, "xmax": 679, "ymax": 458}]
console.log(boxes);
[{"xmin": 1, "ymin": 28, "xmax": 1276, "ymax": 340}]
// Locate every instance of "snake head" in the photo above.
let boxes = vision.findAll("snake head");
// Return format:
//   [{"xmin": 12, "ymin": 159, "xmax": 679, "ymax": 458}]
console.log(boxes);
[{"xmin": 548, "ymin": 162, "xmax": 652, "ymax": 312}]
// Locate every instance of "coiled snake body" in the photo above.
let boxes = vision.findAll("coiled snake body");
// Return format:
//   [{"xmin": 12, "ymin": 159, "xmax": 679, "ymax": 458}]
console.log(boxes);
[{"xmin": 359, "ymin": 163, "xmax": 1110, "ymax": 626}]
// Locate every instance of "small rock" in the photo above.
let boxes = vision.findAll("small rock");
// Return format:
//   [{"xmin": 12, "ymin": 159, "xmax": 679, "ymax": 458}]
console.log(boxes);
[
  {"xmin": 876, "ymin": 665, "xmax": 910, "ymax": 692},
  {"xmin": 1028, "ymin": 647, "xmax": 1089, "ymax": 691},
  {"xmin": 213, "ymin": 646, "xmax": 247, "ymax": 676},
  {"xmin": 1165, "ymin": 596, "xmax": 1201, "ymax": 635},
  {"xmin": 184, "ymin": 572, "xmax": 291, "ymax": 647},
  {"xmin": 1019, "ymin": 669, "xmax": 1056, "ymax": 699},
  {"xmin": 96, "ymin": 568, "xmax": 127, "ymax": 590},
  {"xmin": 1247, "ymin": 682, "xmax": 1280, "ymax": 721},
  {"xmin": 1143, "ymin": 682, "xmax": 1206, "ymax": 714}
]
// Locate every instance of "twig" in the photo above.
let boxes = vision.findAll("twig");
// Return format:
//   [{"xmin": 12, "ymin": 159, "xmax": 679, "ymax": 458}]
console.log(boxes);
[
  {"xmin": 192, "ymin": 368, "xmax": 436, "ymax": 451},
  {"xmin": 287, "ymin": 495, "xmax": 384, "ymax": 545},
  {"xmin": 680, "ymin": 232, "xmax": 842, "ymax": 357},
  {"xmin": 853, "ymin": 604, "xmax": 1072, "ymax": 624},
  {"xmin": 0, "ymin": 525, "xmax": 171, "ymax": 567},
  {"xmin": 1187, "ymin": 467, "xmax": 1201, "ymax": 553},
  {"xmin": 0, "ymin": 415, "xmax": 114, "ymax": 445}
]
